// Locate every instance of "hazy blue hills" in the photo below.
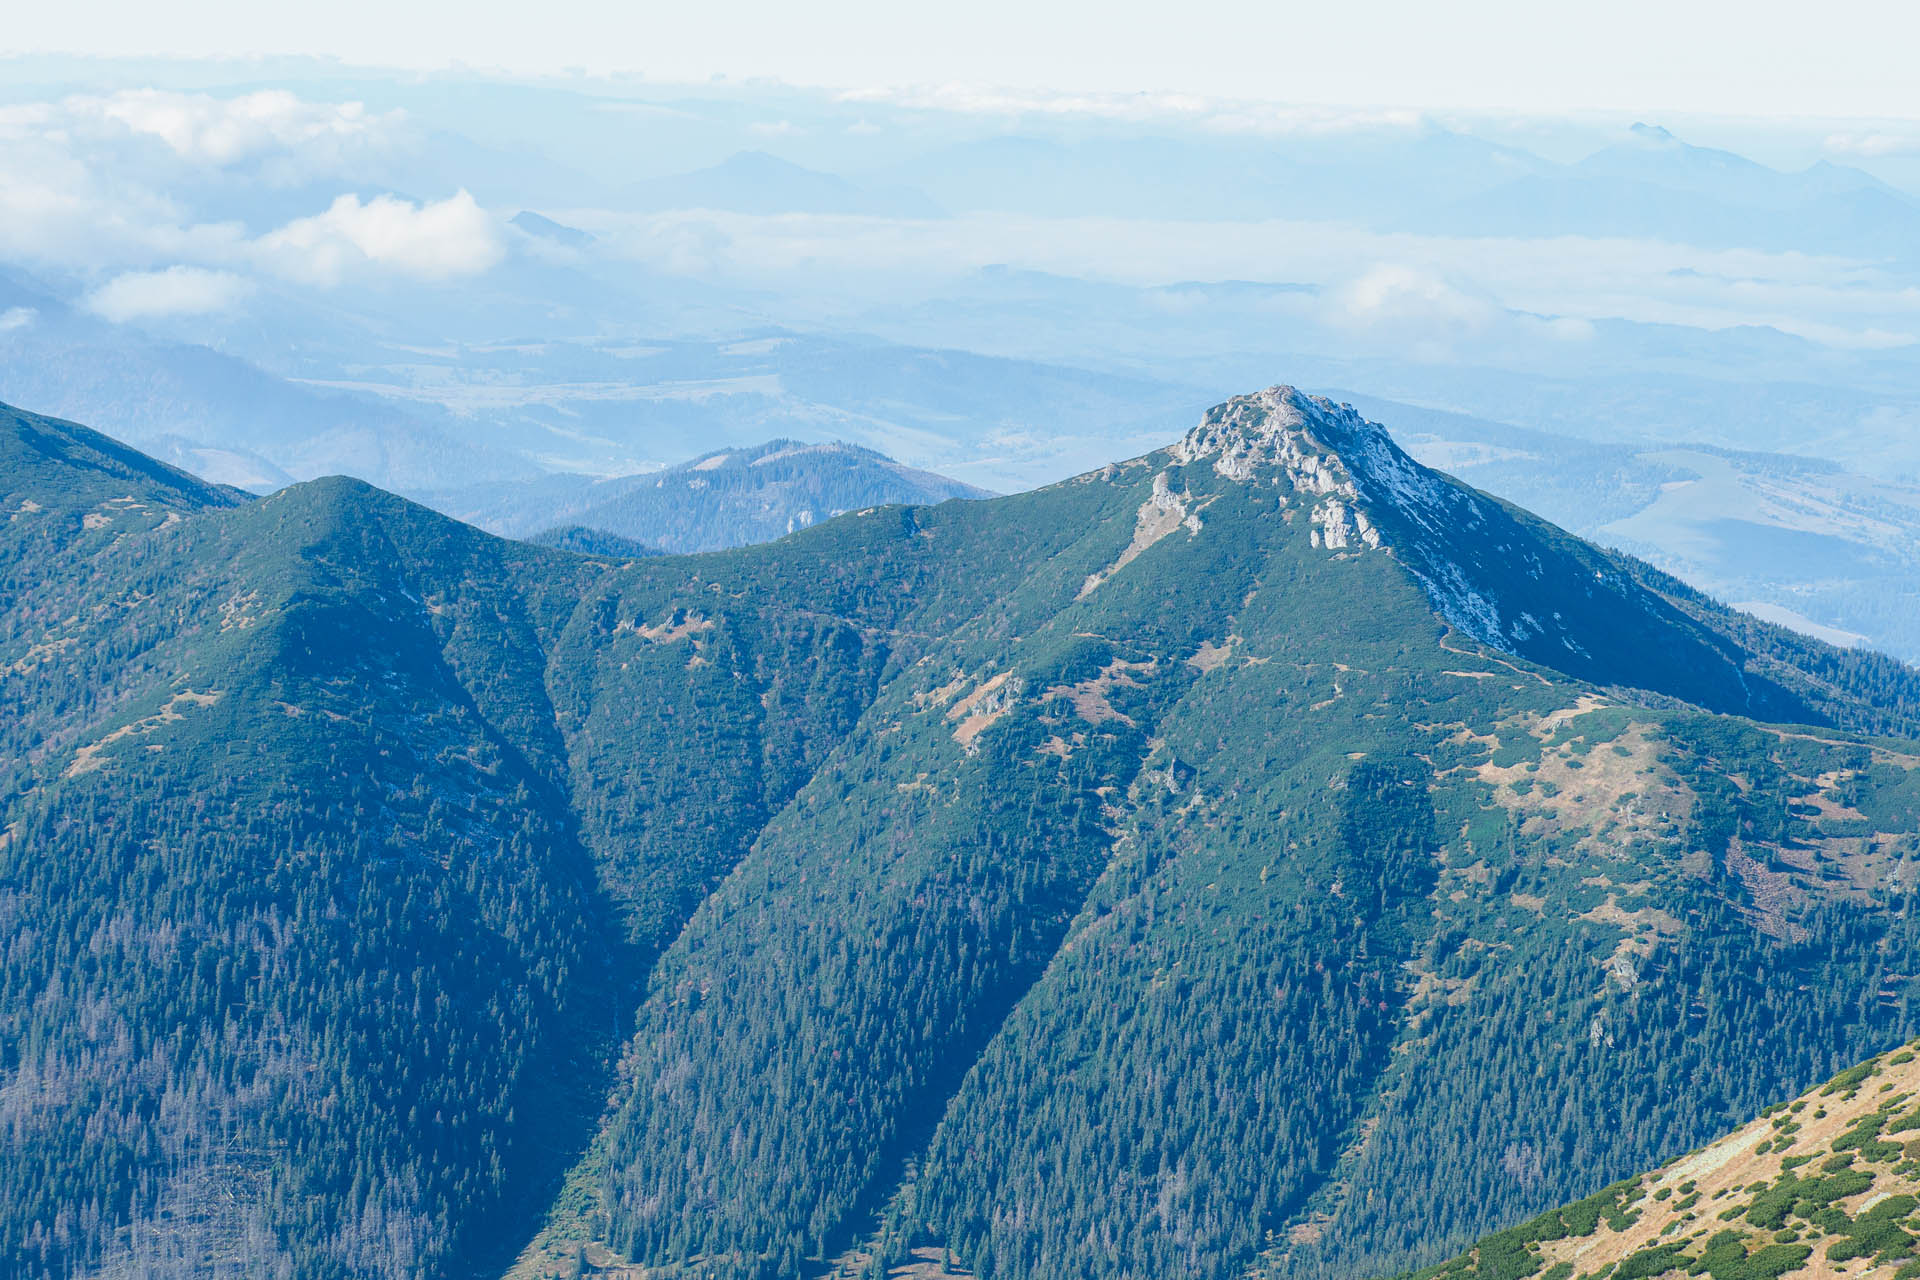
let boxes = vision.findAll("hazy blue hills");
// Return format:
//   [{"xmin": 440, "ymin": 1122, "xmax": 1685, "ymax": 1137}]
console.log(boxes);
[
  {"xmin": 861, "ymin": 121, "xmax": 1920, "ymax": 257},
  {"xmin": 6, "ymin": 389, "xmax": 1920, "ymax": 1280},
  {"xmin": 0, "ymin": 269, "xmax": 535, "ymax": 492},
  {"xmin": 511, "ymin": 210, "xmax": 596, "ymax": 248},
  {"xmin": 628, "ymin": 150, "xmax": 943, "ymax": 218},
  {"xmin": 1431, "ymin": 122, "xmax": 1920, "ymax": 256},
  {"xmin": 1346, "ymin": 390, "xmax": 1920, "ymax": 665},
  {"xmin": 874, "ymin": 127, "xmax": 1547, "ymax": 223},
  {"xmin": 415, "ymin": 436, "xmax": 990, "ymax": 553}
]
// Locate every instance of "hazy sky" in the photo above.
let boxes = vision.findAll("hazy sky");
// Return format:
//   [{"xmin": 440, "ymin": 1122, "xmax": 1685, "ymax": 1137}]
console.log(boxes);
[{"xmin": 9, "ymin": 0, "xmax": 1920, "ymax": 121}]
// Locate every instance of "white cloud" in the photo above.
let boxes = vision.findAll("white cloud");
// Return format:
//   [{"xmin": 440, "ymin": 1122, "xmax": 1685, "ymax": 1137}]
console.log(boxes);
[
  {"xmin": 1326, "ymin": 264, "xmax": 1596, "ymax": 361},
  {"xmin": 69, "ymin": 89, "xmax": 404, "ymax": 168},
  {"xmin": 0, "ymin": 306, "xmax": 35, "ymax": 332},
  {"xmin": 0, "ymin": 85, "xmax": 413, "ymax": 274},
  {"xmin": 1335, "ymin": 265, "xmax": 1498, "ymax": 332},
  {"xmin": 0, "ymin": 164, "xmax": 245, "ymax": 269},
  {"xmin": 0, "ymin": 96, "xmax": 500, "ymax": 291},
  {"xmin": 255, "ymin": 190, "xmax": 504, "ymax": 286},
  {"xmin": 86, "ymin": 267, "xmax": 252, "ymax": 322}
]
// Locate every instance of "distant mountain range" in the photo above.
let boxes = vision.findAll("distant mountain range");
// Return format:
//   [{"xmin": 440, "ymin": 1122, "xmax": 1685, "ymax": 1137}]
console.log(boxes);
[
  {"xmin": 10, "ymin": 251, "xmax": 1920, "ymax": 666},
  {"xmin": 8, "ymin": 387, "xmax": 1920, "ymax": 1280},
  {"xmin": 626, "ymin": 149, "xmax": 943, "ymax": 218},
  {"xmin": 865, "ymin": 120, "xmax": 1920, "ymax": 255},
  {"xmin": 413, "ymin": 437, "xmax": 989, "ymax": 553},
  {"xmin": 0, "ymin": 268, "xmax": 530, "ymax": 491},
  {"xmin": 511, "ymin": 209, "xmax": 596, "ymax": 248},
  {"xmin": 1428, "ymin": 122, "xmax": 1920, "ymax": 256},
  {"xmin": 0, "ymin": 254, "xmax": 1209, "ymax": 493}
]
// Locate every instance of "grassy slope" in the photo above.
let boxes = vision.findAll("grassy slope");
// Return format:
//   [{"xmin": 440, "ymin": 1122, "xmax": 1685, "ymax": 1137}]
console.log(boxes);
[{"xmin": 1395, "ymin": 1037, "xmax": 1920, "ymax": 1280}]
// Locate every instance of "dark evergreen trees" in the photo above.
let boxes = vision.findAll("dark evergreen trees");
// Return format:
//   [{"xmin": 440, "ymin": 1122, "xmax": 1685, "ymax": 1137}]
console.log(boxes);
[{"xmin": 6, "ymin": 389, "xmax": 1920, "ymax": 1280}]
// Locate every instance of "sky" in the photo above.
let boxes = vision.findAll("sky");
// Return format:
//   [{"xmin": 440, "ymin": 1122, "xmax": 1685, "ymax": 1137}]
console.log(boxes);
[{"xmin": 8, "ymin": 0, "xmax": 1920, "ymax": 121}]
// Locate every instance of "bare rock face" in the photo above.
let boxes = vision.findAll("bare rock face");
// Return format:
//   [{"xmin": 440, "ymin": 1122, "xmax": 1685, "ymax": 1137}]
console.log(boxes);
[
  {"xmin": 1174, "ymin": 385, "xmax": 1386, "ymax": 554},
  {"xmin": 1166, "ymin": 386, "xmax": 1818, "ymax": 721},
  {"xmin": 1173, "ymin": 385, "xmax": 1583, "ymax": 653}
]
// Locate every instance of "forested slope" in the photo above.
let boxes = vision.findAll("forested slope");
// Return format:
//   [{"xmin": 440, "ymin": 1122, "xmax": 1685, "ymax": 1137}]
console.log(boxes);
[
  {"xmin": 1395, "ymin": 1037, "xmax": 1920, "ymax": 1280},
  {"xmin": 5, "ymin": 390, "xmax": 1920, "ymax": 1280}
]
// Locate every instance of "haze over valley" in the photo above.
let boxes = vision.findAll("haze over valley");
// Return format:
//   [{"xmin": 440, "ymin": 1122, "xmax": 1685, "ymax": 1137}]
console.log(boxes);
[{"xmin": 4, "ymin": 56, "xmax": 1920, "ymax": 655}]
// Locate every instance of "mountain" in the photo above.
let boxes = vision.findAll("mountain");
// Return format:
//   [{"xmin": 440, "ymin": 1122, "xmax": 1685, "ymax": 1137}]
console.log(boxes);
[
  {"xmin": 1431, "ymin": 123, "xmax": 1920, "ymax": 257},
  {"xmin": 0, "ymin": 398, "xmax": 250, "ymax": 514},
  {"xmin": 874, "ymin": 127, "xmax": 1545, "ymax": 223},
  {"xmin": 1395, "ymin": 1037, "xmax": 1920, "ymax": 1280},
  {"xmin": 628, "ymin": 150, "xmax": 943, "ymax": 218},
  {"xmin": 0, "ymin": 268, "xmax": 535, "ymax": 491},
  {"xmin": 511, "ymin": 210, "xmax": 597, "ymax": 249},
  {"xmin": 204, "ymin": 322, "xmax": 1207, "ymax": 493},
  {"xmin": 416, "ymin": 437, "xmax": 990, "ymax": 552},
  {"xmin": 7, "ymin": 388, "xmax": 1920, "ymax": 1280},
  {"xmin": 523, "ymin": 524, "xmax": 663, "ymax": 557}
]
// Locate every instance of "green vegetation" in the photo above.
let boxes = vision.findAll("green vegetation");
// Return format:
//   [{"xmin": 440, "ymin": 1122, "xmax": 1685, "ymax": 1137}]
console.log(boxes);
[
  {"xmin": 1393, "ymin": 1043, "xmax": 1920, "ymax": 1280},
  {"xmin": 6, "ymin": 388, "xmax": 1920, "ymax": 1280}
]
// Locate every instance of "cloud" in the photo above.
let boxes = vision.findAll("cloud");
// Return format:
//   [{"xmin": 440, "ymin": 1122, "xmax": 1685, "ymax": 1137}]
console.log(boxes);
[
  {"xmin": 68, "ymin": 89, "xmax": 404, "ymax": 169},
  {"xmin": 1324, "ymin": 264, "xmax": 1595, "ymax": 361},
  {"xmin": 0, "ymin": 95, "xmax": 500, "ymax": 292},
  {"xmin": 0, "ymin": 85, "xmax": 414, "ymax": 274},
  {"xmin": 86, "ymin": 267, "xmax": 252, "ymax": 322},
  {"xmin": 255, "ymin": 191, "xmax": 504, "ymax": 286},
  {"xmin": 1335, "ymin": 265, "xmax": 1497, "ymax": 331},
  {"xmin": 0, "ymin": 306, "xmax": 35, "ymax": 332}
]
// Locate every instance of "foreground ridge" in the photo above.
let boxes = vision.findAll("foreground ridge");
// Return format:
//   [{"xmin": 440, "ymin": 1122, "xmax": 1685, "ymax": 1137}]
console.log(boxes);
[
  {"xmin": 1401, "ymin": 1038, "xmax": 1920, "ymax": 1280},
  {"xmin": 8, "ymin": 390, "xmax": 1920, "ymax": 1280}
]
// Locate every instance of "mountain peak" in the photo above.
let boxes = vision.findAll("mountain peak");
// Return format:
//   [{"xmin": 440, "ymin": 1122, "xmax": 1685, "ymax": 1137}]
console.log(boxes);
[
  {"xmin": 1162, "ymin": 385, "xmax": 1852, "ymax": 727},
  {"xmin": 1172, "ymin": 384, "xmax": 1446, "ymax": 552}
]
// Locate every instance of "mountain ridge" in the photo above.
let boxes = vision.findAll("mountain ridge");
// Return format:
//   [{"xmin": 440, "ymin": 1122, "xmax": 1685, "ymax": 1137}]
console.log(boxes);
[
  {"xmin": 6, "ymin": 388, "xmax": 1920, "ymax": 1280},
  {"xmin": 1169, "ymin": 388, "xmax": 1920, "ymax": 735}
]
